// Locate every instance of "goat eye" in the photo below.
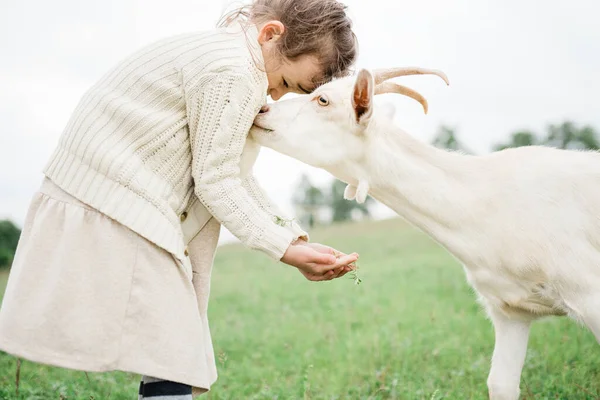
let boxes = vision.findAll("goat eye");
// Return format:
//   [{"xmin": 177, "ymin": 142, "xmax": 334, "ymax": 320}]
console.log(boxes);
[{"xmin": 317, "ymin": 95, "xmax": 329, "ymax": 106}]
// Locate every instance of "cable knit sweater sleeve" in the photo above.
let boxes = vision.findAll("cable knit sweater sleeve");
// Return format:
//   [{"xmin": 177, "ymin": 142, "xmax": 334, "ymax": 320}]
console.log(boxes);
[
  {"xmin": 186, "ymin": 72, "xmax": 298, "ymax": 261},
  {"xmin": 242, "ymin": 174, "xmax": 309, "ymax": 242}
]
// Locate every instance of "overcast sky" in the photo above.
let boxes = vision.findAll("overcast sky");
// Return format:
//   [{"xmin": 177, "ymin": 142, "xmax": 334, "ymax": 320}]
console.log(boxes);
[{"xmin": 1, "ymin": 0, "xmax": 598, "ymax": 243}]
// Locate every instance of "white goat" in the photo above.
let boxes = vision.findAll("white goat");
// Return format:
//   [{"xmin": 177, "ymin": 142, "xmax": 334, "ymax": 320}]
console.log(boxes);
[{"xmin": 250, "ymin": 67, "xmax": 600, "ymax": 400}]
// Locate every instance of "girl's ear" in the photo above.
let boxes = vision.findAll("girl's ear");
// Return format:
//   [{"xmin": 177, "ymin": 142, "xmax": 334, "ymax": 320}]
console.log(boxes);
[
  {"xmin": 351, "ymin": 69, "xmax": 374, "ymax": 125},
  {"xmin": 257, "ymin": 20, "xmax": 285, "ymax": 45}
]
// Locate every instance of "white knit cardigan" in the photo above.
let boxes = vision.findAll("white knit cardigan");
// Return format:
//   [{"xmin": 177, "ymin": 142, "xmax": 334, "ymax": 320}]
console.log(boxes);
[{"xmin": 43, "ymin": 22, "xmax": 307, "ymax": 262}]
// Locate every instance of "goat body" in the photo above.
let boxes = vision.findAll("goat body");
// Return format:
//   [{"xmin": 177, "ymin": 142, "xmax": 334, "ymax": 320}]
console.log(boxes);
[
  {"xmin": 369, "ymin": 125, "xmax": 600, "ymax": 317},
  {"xmin": 250, "ymin": 68, "xmax": 600, "ymax": 400}
]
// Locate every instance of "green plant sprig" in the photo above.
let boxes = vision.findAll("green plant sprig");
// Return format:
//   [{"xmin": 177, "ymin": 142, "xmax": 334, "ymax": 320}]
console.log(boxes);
[
  {"xmin": 349, "ymin": 264, "xmax": 362, "ymax": 285},
  {"xmin": 334, "ymin": 250, "xmax": 362, "ymax": 285},
  {"xmin": 274, "ymin": 215, "xmax": 295, "ymax": 227}
]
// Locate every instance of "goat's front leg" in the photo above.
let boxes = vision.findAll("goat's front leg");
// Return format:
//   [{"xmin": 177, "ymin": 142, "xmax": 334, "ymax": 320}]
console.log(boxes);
[{"xmin": 487, "ymin": 307, "xmax": 531, "ymax": 400}]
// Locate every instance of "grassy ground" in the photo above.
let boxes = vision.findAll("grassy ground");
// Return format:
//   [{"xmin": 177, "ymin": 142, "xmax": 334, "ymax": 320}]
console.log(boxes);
[{"xmin": 0, "ymin": 218, "xmax": 598, "ymax": 399}]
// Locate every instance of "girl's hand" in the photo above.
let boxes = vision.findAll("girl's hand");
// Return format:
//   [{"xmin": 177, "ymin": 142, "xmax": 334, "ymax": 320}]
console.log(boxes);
[
  {"xmin": 297, "ymin": 241, "xmax": 357, "ymax": 279},
  {"xmin": 281, "ymin": 240, "xmax": 359, "ymax": 282}
]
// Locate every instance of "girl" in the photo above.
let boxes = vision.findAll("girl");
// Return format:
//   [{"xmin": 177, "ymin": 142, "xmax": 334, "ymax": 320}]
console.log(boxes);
[{"xmin": 0, "ymin": 0, "xmax": 359, "ymax": 398}]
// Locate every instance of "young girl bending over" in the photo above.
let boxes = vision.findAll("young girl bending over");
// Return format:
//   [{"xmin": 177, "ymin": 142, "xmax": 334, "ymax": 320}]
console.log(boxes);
[{"xmin": 0, "ymin": 0, "xmax": 359, "ymax": 398}]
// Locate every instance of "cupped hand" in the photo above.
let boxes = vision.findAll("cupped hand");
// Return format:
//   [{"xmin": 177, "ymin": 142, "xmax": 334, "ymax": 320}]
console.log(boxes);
[{"xmin": 281, "ymin": 240, "xmax": 358, "ymax": 282}]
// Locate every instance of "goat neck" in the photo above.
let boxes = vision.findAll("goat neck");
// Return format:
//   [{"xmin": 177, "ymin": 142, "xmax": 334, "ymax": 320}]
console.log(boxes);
[{"xmin": 339, "ymin": 117, "xmax": 483, "ymax": 240}]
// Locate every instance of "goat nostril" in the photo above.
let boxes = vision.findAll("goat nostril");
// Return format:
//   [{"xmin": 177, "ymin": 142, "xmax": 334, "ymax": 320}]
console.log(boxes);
[{"xmin": 259, "ymin": 105, "xmax": 269, "ymax": 114}]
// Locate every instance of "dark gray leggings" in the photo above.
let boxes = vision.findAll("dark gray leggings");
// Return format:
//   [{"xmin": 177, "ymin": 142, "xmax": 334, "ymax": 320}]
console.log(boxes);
[{"xmin": 138, "ymin": 375, "xmax": 192, "ymax": 399}]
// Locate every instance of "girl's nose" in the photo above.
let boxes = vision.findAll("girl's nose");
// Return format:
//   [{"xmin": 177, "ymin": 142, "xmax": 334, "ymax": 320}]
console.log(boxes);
[
  {"xmin": 269, "ymin": 89, "xmax": 282, "ymax": 101},
  {"xmin": 259, "ymin": 105, "xmax": 270, "ymax": 114}
]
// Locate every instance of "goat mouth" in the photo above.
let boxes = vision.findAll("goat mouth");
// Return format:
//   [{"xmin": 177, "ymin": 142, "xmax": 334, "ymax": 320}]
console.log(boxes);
[{"xmin": 251, "ymin": 123, "xmax": 274, "ymax": 134}]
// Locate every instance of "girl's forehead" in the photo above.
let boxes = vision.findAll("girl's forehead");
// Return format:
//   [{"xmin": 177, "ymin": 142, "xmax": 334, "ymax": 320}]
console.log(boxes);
[{"xmin": 285, "ymin": 55, "xmax": 322, "ymax": 90}]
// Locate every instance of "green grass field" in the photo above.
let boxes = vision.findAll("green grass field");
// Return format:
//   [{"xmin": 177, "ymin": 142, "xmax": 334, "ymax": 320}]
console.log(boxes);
[{"xmin": 0, "ymin": 218, "xmax": 598, "ymax": 399}]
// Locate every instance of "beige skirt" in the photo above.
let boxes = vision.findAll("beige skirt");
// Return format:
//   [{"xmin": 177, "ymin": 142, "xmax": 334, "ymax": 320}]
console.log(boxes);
[{"xmin": 0, "ymin": 178, "xmax": 219, "ymax": 395}]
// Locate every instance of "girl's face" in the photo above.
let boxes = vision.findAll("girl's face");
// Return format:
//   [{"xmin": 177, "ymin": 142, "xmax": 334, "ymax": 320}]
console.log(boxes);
[{"xmin": 257, "ymin": 21, "xmax": 322, "ymax": 101}]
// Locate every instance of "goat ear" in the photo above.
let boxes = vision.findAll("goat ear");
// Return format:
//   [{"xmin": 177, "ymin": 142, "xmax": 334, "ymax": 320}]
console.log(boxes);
[{"xmin": 352, "ymin": 69, "xmax": 374, "ymax": 125}]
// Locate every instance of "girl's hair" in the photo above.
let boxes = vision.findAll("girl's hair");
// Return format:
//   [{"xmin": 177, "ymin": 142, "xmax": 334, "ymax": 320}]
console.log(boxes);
[{"xmin": 218, "ymin": 0, "xmax": 358, "ymax": 86}]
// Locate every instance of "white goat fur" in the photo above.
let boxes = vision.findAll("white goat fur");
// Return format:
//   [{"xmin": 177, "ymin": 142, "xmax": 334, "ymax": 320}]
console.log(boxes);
[{"xmin": 250, "ymin": 68, "xmax": 600, "ymax": 400}]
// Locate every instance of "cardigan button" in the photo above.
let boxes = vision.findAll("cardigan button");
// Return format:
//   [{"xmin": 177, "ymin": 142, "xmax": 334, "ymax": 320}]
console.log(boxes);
[
  {"xmin": 184, "ymin": 247, "xmax": 189, "ymax": 257},
  {"xmin": 180, "ymin": 211, "xmax": 188, "ymax": 222}
]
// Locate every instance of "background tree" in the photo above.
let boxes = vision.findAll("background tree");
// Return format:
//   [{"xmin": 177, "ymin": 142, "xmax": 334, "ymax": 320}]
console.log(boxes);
[
  {"xmin": 328, "ymin": 179, "xmax": 372, "ymax": 223},
  {"xmin": 431, "ymin": 125, "xmax": 471, "ymax": 153},
  {"xmin": 0, "ymin": 220, "xmax": 21, "ymax": 268},
  {"xmin": 543, "ymin": 121, "xmax": 600, "ymax": 150},
  {"xmin": 493, "ymin": 121, "xmax": 600, "ymax": 151},
  {"xmin": 493, "ymin": 130, "xmax": 539, "ymax": 151},
  {"xmin": 291, "ymin": 174, "xmax": 326, "ymax": 228}
]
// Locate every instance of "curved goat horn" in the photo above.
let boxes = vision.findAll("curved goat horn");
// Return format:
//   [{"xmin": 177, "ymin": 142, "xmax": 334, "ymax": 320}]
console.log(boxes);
[
  {"xmin": 372, "ymin": 67, "xmax": 450, "ymax": 86},
  {"xmin": 374, "ymin": 82, "xmax": 429, "ymax": 114}
]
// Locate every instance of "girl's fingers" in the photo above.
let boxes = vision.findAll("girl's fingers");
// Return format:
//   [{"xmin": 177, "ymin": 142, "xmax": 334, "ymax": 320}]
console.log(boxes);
[
  {"xmin": 337, "ymin": 269, "xmax": 351, "ymax": 278},
  {"xmin": 332, "ymin": 253, "xmax": 358, "ymax": 268},
  {"xmin": 310, "ymin": 252, "xmax": 337, "ymax": 265},
  {"xmin": 306, "ymin": 252, "xmax": 359, "ymax": 276},
  {"xmin": 333, "ymin": 266, "xmax": 345, "ymax": 278}
]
